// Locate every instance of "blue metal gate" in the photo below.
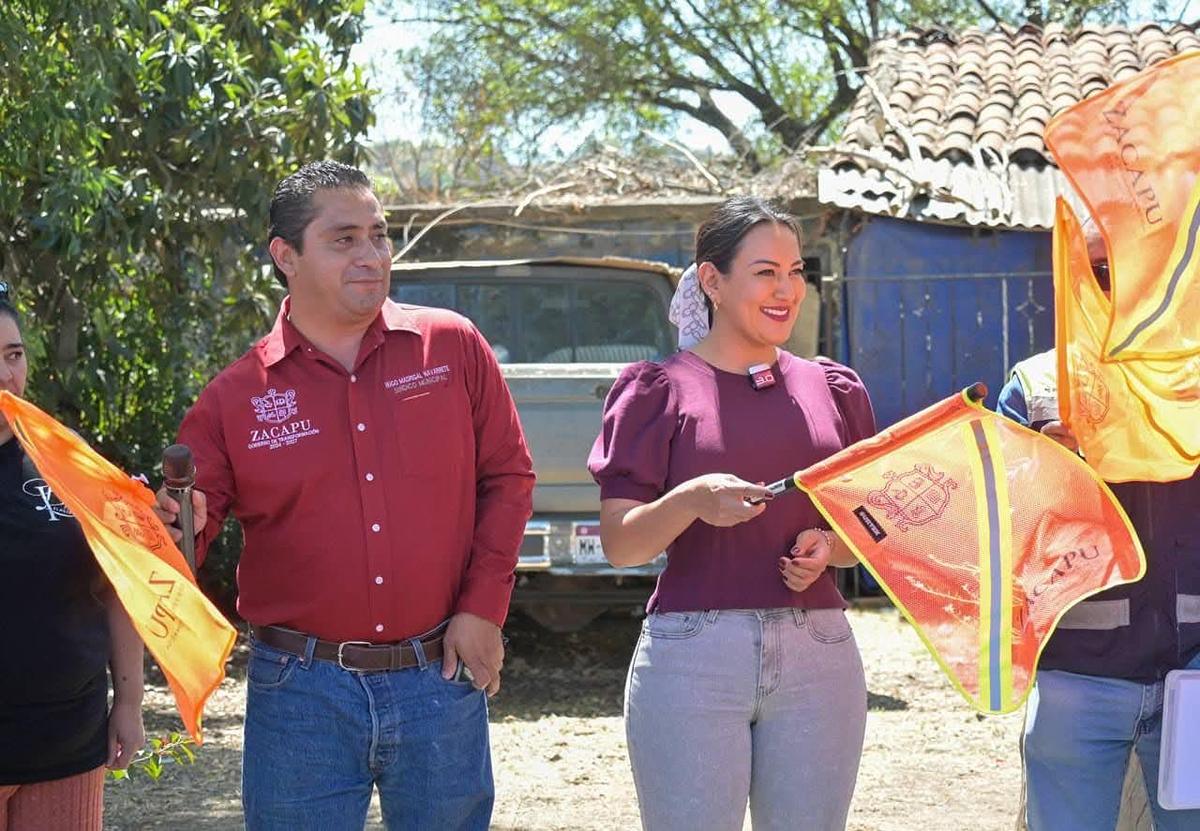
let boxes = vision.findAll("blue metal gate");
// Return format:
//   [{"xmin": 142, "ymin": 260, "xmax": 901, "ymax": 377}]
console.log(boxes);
[{"xmin": 837, "ymin": 216, "xmax": 1056, "ymax": 430}]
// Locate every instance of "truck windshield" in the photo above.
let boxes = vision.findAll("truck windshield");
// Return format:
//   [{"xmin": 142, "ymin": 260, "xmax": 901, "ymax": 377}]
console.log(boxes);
[{"xmin": 392, "ymin": 278, "xmax": 674, "ymax": 364}]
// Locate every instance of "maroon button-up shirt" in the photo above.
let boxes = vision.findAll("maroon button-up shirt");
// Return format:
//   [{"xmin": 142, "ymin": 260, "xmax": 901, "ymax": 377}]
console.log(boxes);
[{"xmin": 179, "ymin": 298, "xmax": 534, "ymax": 642}]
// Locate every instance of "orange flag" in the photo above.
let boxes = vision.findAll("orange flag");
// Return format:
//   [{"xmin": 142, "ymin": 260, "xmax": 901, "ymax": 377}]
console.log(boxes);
[
  {"xmin": 788, "ymin": 387, "xmax": 1144, "ymax": 714},
  {"xmin": 1053, "ymin": 198, "xmax": 1200, "ymax": 481},
  {"xmin": 0, "ymin": 391, "xmax": 236, "ymax": 743},
  {"xmin": 1045, "ymin": 50, "xmax": 1200, "ymax": 481}
]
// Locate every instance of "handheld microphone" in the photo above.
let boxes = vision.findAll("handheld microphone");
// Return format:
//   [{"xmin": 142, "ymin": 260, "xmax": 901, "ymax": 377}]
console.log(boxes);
[{"xmin": 163, "ymin": 444, "xmax": 197, "ymax": 575}]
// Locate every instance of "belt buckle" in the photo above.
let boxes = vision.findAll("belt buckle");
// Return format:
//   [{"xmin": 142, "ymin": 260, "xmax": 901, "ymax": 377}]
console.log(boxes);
[{"xmin": 336, "ymin": 640, "xmax": 374, "ymax": 671}]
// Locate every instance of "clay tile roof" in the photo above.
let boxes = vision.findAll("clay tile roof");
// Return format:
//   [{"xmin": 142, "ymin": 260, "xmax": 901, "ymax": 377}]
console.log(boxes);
[
  {"xmin": 834, "ymin": 22, "xmax": 1199, "ymax": 166},
  {"xmin": 819, "ymin": 22, "xmax": 1199, "ymax": 228}
]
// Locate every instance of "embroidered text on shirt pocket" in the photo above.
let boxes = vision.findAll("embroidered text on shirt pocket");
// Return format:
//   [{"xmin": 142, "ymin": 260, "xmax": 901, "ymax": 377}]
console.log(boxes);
[{"xmin": 386, "ymin": 364, "xmax": 454, "ymax": 401}]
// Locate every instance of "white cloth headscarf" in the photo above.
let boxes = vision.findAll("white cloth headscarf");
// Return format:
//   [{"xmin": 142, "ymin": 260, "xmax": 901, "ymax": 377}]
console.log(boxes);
[{"xmin": 667, "ymin": 264, "xmax": 710, "ymax": 349}]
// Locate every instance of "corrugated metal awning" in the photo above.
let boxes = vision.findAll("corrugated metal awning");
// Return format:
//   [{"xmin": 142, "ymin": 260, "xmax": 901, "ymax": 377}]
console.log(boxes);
[{"xmin": 817, "ymin": 149, "xmax": 1089, "ymax": 229}]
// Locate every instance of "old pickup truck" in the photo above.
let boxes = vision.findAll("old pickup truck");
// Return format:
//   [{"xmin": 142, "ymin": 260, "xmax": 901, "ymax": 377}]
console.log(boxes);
[{"xmin": 390, "ymin": 256, "xmax": 678, "ymax": 630}]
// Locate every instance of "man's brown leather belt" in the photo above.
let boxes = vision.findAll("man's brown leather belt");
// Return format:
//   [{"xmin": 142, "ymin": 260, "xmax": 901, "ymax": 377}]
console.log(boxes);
[{"xmin": 251, "ymin": 624, "xmax": 446, "ymax": 672}]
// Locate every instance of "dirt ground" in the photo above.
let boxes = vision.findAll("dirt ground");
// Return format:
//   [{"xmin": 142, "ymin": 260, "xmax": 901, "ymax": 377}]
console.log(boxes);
[{"xmin": 104, "ymin": 607, "xmax": 1025, "ymax": 830}]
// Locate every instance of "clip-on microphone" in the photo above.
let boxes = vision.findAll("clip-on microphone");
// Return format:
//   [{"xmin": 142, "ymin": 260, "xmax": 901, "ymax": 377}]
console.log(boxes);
[{"xmin": 748, "ymin": 362, "xmax": 776, "ymax": 391}]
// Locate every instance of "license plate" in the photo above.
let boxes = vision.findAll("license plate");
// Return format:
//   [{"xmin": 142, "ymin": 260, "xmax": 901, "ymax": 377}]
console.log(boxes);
[{"xmin": 570, "ymin": 522, "xmax": 608, "ymax": 565}]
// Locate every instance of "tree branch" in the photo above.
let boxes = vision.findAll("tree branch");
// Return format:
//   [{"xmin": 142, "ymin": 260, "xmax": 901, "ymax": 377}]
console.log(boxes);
[
  {"xmin": 652, "ymin": 92, "xmax": 761, "ymax": 169},
  {"xmin": 973, "ymin": 0, "xmax": 1009, "ymax": 28}
]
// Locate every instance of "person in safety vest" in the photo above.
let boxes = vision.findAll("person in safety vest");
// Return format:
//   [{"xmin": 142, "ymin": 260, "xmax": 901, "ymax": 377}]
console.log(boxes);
[{"xmin": 997, "ymin": 220, "xmax": 1200, "ymax": 831}]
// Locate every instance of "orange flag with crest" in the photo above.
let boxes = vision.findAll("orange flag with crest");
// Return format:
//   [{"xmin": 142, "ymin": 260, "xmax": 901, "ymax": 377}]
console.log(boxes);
[
  {"xmin": 786, "ymin": 387, "xmax": 1143, "ymax": 714},
  {"xmin": 0, "ymin": 391, "xmax": 235, "ymax": 743},
  {"xmin": 1044, "ymin": 50, "xmax": 1200, "ymax": 481}
]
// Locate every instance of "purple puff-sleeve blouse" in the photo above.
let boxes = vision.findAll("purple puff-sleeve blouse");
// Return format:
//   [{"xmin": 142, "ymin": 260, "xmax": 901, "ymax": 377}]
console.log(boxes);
[{"xmin": 588, "ymin": 350, "xmax": 876, "ymax": 613}]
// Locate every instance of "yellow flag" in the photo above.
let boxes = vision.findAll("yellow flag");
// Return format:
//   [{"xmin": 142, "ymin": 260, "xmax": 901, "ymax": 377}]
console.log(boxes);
[
  {"xmin": 789, "ymin": 388, "xmax": 1144, "ymax": 714},
  {"xmin": 0, "ymin": 391, "xmax": 235, "ymax": 743},
  {"xmin": 1054, "ymin": 198, "xmax": 1200, "ymax": 482},
  {"xmin": 1045, "ymin": 51, "xmax": 1200, "ymax": 480}
]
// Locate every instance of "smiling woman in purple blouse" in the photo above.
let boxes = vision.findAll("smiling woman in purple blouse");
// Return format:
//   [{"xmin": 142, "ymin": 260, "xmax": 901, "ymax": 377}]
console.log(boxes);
[{"xmin": 588, "ymin": 197, "xmax": 877, "ymax": 831}]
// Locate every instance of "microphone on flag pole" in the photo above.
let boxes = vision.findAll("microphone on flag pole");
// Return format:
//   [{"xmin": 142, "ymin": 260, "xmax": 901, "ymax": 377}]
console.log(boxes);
[{"xmin": 163, "ymin": 444, "xmax": 197, "ymax": 576}]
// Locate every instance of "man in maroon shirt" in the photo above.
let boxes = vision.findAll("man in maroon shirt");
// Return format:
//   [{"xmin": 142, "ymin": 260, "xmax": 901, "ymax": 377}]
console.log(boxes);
[{"xmin": 156, "ymin": 161, "xmax": 534, "ymax": 830}]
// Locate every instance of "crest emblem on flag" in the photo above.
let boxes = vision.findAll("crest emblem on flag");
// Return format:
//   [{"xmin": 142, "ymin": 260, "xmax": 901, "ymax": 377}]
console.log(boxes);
[
  {"xmin": 102, "ymin": 487, "xmax": 168, "ymax": 551},
  {"xmin": 868, "ymin": 464, "xmax": 957, "ymax": 531},
  {"xmin": 1073, "ymin": 358, "xmax": 1111, "ymax": 425},
  {"xmin": 251, "ymin": 388, "xmax": 298, "ymax": 424}
]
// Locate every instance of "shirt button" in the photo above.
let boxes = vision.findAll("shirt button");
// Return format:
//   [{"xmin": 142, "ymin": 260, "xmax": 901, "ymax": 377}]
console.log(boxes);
[
  {"xmin": 375, "ymin": 576, "xmax": 384, "ymax": 585},
  {"xmin": 357, "ymin": 423, "xmax": 366, "ymax": 432},
  {"xmin": 365, "ymin": 473, "xmax": 375, "ymax": 482},
  {"xmin": 371, "ymin": 523, "xmax": 381, "ymax": 532},
  {"xmin": 375, "ymin": 624, "xmax": 384, "ymax": 633},
  {"xmin": 350, "ymin": 374, "xmax": 357, "ymax": 383}
]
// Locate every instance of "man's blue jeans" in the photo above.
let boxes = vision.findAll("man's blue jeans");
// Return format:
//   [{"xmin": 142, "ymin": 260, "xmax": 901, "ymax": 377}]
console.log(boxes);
[
  {"xmin": 241, "ymin": 636, "xmax": 492, "ymax": 831},
  {"xmin": 1024, "ymin": 656, "xmax": 1200, "ymax": 831}
]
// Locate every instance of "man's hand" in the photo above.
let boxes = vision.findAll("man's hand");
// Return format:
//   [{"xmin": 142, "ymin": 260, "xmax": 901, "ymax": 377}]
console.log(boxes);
[
  {"xmin": 153, "ymin": 487, "xmax": 207, "ymax": 543},
  {"xmin": 442, "ymin": 612, "xmax": 504, "ymax": 697},
  {"xmin": 106, "ymin": 699, "xmax": 146, "ymax": 770},
  {"xmin": 1040, "ymin": 420, "xmax": 1080, "ymax": 454},
  {"xmin": 779, "ymin": 528, "xmax": 833, "ymax": 593}
]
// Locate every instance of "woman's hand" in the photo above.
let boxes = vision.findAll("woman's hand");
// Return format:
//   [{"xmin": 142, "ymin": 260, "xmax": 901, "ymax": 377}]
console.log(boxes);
[
  {"xmin": 106, "ymin": 699, "xmax": 146, "ymax": 770},
  {"xmin": 779, "ymin": 528, "xmax": 833, "ymax": 593},
  {"xmin": 599, "ymin": 474, "xmax": 771, "ymax": 568},
  {"xmin": 686, "ymin": 474, "xmax": 772, "ymax": 527}
]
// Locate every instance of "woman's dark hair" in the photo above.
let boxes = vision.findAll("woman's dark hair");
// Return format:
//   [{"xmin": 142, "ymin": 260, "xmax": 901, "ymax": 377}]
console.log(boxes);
[
  {"xmin": 694, "ymin": 196, "xmax": 803, "ymax": 320},
  {"xmin": 268, "ymin": 160, "xmax": 373, "ymax": 286},
  {"xmin": 0, "ymin": 282, "xmax": 19, "ymax": 326}
]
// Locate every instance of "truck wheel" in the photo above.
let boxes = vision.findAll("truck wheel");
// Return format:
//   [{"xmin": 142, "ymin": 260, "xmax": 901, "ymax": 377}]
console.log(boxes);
[{"xmin": 520, "ymin": 603, "xmax": 606, "ymax": 633}]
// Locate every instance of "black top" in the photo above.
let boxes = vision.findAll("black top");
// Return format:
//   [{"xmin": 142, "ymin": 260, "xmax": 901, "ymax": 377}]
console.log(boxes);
[{"xmin": 0, "ymin": 437, "xmax": 109, "ymax": 784}]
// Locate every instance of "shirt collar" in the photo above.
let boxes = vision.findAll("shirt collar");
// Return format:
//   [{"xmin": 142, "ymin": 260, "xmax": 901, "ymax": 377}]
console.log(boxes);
[{"xmin": 258, "ymin": 297, "xmax": 422, "ymax": 368}]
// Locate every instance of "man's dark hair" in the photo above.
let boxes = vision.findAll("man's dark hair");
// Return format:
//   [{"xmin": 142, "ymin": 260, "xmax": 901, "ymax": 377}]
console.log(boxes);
[
  {"xmin": 694, "ymin": 196, "xmax": 803, "ymax": 321},
  {"xmin": 268, "ymin": 161, "xmax": 373, "ymax": 286},
  {"xmin": 0, "ymin": 282, "xmax": 19, "ymax": 327}
]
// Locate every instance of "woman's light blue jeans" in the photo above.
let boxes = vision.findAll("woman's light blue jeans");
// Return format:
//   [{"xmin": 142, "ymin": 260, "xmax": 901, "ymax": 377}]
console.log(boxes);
[{"xmin": 625, "ymin": 607, "xmax": 867, "ymax": 831}]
